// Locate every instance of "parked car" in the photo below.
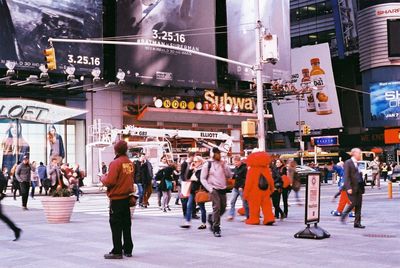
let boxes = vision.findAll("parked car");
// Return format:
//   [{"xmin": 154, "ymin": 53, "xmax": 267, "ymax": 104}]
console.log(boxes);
[
  {"xmin": 358, "ymin": 160, "xmax": 373, "ymax": 185},
  {"xmin": 296, "ymin": 165, "xmax": 319, "ymax": 184}
]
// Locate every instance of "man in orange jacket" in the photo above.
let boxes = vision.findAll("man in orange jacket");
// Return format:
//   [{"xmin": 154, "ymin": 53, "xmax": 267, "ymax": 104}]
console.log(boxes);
[
  {"xmin": 101, "ymin": 140, "xmax": 134, "ymax": 259},
  {"xmin": 243, "ymin": 151, "xmax": 275, "ymax": 225}
]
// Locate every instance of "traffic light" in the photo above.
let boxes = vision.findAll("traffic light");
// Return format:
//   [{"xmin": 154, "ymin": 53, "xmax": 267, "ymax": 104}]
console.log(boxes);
[
  {"xmin": 43, "ymin": 47, "xmax": 57, "ymax": 70},
  {"xmin": 302, "ymin": 124, "xmax": 311, "ymax": 135}
]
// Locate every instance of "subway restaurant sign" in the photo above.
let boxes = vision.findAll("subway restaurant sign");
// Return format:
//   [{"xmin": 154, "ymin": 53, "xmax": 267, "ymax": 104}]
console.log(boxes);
[
  {"xmin": 154, "ymin": 90, "xmax": 255, "ymax": 113},
  {"xmin": 0, "ymin": 98, "xmax": 87, "ymax": 124}
]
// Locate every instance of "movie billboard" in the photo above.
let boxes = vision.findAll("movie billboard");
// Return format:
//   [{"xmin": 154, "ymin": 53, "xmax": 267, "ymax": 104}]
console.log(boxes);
[
  {"xmin": 272, "ymin": 43, "xmax": 343, "ymax": 132},
  {"xmin": 0, "ymin": 0, "xmax": 103, "ymax": 74},
  {"xmin": 226, "ymin": 0, "xmax": 291, "ymax": 82},
  {"xmin": 370, "ymin": 81, "xmax": 400, "ymax": 122},
  {"xmin": 116, "ymin": 0, "xmax": 217, "ymax": 88}
]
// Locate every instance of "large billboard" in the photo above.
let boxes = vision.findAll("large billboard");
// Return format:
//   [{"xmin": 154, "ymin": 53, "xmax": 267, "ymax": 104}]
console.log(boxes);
[
  {"xmin": 0, "ymin": 0, "xmax": 103, "ymax": 74},
  {"xmin": 272, "ymin": 43, "xmax": 343, "ymax": 132},
  {"xmin": 370, "ymin": 81, "xmax": 400, "ymax": 122},
  {"xmin": 226, "ymin": 0, "xmax": 291, "ymax": 82},
  {"xmin": 116, "ymin": 0, "xmax": 217, "ymax": 88}
]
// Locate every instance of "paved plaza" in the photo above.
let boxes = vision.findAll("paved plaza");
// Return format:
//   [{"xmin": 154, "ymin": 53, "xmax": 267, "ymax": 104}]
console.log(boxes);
[{"xmin": 1, "ymin": 183, "xmax": 399, "ymax": 268}]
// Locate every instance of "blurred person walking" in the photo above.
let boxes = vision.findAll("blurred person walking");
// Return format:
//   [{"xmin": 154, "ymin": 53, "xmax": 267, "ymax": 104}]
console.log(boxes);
[
  {"xmin": 201, "ymin": 148, "xmax": 232, "ymax": 237},
  {"xmin": 341, "ymin": 148, "xmax": 366, "ymax": 228},
  {"xmin": 15, "ymin": 155, "xmax": 31, "ymax": 210},
  {"xmin": 0, "ymin": 192, "xmax": 22, "ymax": 241},
  {"xmin": 37, "ymin": 162, "xmax": 48, "ymax": 195},
  {"xmin": 227, "ymin": 156, "xmax": 248, "ymax": 221},
  {"xmin": 101, "ymin": 140, "xmax": 134, "ymax": 259},
  {"xmin": 179, "ymin": 152, "xmax": 198, "ymax": 219},
  {"xmin": 271, "ymin": 159, "xmax": 285, "ymax": 219},
  {"xmin": 370, "ymin": 156, "xmax": 380, "ymax": 189},
  {"xmin": 157, "ymin": 163, "xmax": 176, "ymax": 212},
  {"xmin": 30, "ymin": 161, "xmax": 39, "ymax": 199},
  {"xmin": 180, "ymin": 156, "xmax": 207, "ymax": 229}
]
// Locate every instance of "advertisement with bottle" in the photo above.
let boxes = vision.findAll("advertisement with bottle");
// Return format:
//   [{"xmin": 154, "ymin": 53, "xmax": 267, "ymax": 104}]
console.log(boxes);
[
  {"xmin": 272, "ymin": 43, "xmax": 343, "ymax": 132},
  {"xmin": 116, "ymin": 0, "xmax": 217, "ymax": 88}
]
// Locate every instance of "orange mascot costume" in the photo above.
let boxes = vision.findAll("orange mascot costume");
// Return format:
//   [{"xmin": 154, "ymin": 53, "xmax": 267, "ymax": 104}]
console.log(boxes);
[{"xmin": 243, "ymin": 151, "xmax": 275, "ymax": 225}]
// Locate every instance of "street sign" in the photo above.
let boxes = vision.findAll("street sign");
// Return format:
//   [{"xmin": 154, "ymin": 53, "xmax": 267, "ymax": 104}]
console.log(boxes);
[
  {"xmin": 294, "ymin": 173, "xmax": 330, "ymax": 239},
  {"xmin": 311, "ymin": 136, "xmax": 339, "ymax": 146}
]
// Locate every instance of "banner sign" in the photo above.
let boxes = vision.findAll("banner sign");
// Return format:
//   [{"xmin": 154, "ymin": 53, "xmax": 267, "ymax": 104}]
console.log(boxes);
[
  {"xmin": 0, "ymin": 0, "xmax": 103, "ymax": 74},
  {"xmin": 0, "ymin": 99, "xmax": 87, "ymax": 124},
  {"xmin": 305, "ymin": 173, "xmax": 321, "ymax": 224},
  {"xmin": 370, "ymin": 81, "xmax": 400, "ymax": 121},
  {"xmin": 153, "ymin": 90, "xmax": 255, "ymax": 113},
  {"xmin": 272, "ymin": 43, "xmax": 343, "ymax": 132},
  {"xmin": 226, "ymin": 0, "xmax": 291, "ymax": 82},
  {"xmin": 116, "ymin": 0, "xmax": 217, "ymax": 88},
  {"xmin": 311, "ymin": 136, "xmax": 339, "ymax": 147}
]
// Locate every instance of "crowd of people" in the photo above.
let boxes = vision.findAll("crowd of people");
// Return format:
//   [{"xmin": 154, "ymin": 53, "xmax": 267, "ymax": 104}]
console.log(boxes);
[{"xmin": 0, "ymin": 155, "xmax": 85, "ymax": 209}]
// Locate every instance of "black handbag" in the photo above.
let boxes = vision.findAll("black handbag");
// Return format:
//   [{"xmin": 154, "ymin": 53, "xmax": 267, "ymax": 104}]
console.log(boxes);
[{"xmin": 258, "ymin": 174, "xmax": 269, "ymax": 191}]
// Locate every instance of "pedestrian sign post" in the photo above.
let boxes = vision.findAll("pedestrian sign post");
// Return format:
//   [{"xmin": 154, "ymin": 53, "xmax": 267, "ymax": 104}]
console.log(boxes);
[{"xmin": 294, "ymin": 173, "xmax": 330, "ymax": 239}]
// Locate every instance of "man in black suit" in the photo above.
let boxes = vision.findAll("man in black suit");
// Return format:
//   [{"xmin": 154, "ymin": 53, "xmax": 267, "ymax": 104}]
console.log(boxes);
[{"xmin": 341, "ymin": 148, "xmax": 365, "ymax": 228}]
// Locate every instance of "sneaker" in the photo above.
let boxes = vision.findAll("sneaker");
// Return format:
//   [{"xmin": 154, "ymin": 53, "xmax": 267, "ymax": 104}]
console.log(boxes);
[
  {"xmin": 123, "ymin": 253, "xmax": 132, "ymax": 257},
  {"xmin": 163, "ymin": 208, "xmax": 167, "ymax": 213},
  {"xmin": 198, "ymin": 224, "xmax": 207, "ymax": 230},
  {"xmin": 213, "ymin": 227, "xmax": 221, "ymax": 237},
  {"xmin": 167, "ymin": 206, "xmax": 171, "ymax": 211},
  {"xmin": 13, "ymin": 228, "xmax": 22, "ymax": 241},
  {"xmin": 104, "ymin": 253, "xmax": 123, "ymax": 259},
  {"xmin": 180, "ymin": 221, "xmax": 191, "ymax": 228}
]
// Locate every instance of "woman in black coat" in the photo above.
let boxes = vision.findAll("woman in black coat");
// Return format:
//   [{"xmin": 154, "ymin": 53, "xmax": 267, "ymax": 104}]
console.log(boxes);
[
  {"xmin": 271, "ymin": 159, "xmax": 286, "ymax": 219},
  {"xmin": 157, "ymin": 163, "xmax": 176, "ymax": 212}
]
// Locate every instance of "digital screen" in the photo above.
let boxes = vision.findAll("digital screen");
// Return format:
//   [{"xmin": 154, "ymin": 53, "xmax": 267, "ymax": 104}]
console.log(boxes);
[
  {"xmin": 0, "ymin": 0, "xmax": 103, "ymax": 74},
  {"xmin": 370, "ymin": 81, "xmax": 400, "ymax": 121},
  {"xmin": 116, "ymin": 0, "xmax": 217, "ymax": 88},
  {"xmin": 388, "ymin": 19, "xmax": 400, "ymax": 58}
]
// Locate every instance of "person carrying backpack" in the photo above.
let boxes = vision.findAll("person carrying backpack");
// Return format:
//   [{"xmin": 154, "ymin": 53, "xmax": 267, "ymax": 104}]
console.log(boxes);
[{"xmin": 200, "ymin": 148, "xmax": 232, "ymax": 238}]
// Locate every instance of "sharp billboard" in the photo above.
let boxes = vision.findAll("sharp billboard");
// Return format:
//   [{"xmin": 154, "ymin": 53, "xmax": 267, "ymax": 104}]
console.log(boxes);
[
  {"xmin": 116, "ymin": 0, "xmax": 217, "ymax": 88},
  {"xmin": 0, "ymin": 0, "xmax": 103, "ymax": 74}
]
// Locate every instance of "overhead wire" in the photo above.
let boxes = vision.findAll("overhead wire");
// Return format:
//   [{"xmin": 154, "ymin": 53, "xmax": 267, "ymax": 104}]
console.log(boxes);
[{"xmin": 95, "ymin": 22, "xmax": 256, "ymax": 42}]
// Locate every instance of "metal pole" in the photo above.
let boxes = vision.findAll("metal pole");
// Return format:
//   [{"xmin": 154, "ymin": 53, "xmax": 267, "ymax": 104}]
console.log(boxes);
[
  {"xmin": 298, "ymin": 95, "xmax": 304, "ymax": 165},
  {"xmin": 254, "ymin": 0, "xmax": 265, "ymax": 151}
]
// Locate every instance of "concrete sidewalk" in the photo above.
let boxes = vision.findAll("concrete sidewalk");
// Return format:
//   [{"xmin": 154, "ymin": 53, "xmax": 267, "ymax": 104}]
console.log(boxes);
[{"xmin": 0, "ymin": 184, "xmax": 399, "ymax": 268}]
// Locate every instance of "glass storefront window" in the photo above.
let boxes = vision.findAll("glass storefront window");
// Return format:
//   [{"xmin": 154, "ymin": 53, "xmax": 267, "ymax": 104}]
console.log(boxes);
[{"xmin": 0, "ymin": 119, "xmax": 85, "ymax": 172}]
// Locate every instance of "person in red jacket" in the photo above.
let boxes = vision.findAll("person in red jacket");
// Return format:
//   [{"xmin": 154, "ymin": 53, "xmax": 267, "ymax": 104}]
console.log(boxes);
[
  {"xmin": 101, "ymin": 140, "xmax": 134, "ymax": 259},
  {"xmin": 243, "ymin": 151, "xmax": 275, "ymax": 225}
]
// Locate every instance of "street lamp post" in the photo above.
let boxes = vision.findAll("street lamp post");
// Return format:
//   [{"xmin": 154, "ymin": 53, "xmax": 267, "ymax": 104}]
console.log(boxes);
[{"xmin": 254, "ymin": 0, "xmax": 266, "ymax": 151}]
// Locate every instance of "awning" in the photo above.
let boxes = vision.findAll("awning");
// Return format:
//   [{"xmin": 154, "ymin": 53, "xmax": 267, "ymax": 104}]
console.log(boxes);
[
  {"xmin": 0, "ymin": 98, "xmax": 87, "ymax": 124},
  {"xmin": 137, "ymin": 107, "xmax": 273, "ymax": 125}
]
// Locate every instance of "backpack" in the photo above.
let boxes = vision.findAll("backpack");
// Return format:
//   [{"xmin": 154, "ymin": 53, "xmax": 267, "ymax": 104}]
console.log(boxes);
[{"xmin": 258, "ymin": 174, "xmax": 269, "ymax": 191}]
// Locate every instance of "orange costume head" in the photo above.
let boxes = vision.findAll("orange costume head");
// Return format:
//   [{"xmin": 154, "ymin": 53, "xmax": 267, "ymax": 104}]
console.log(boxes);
[{"xmin": 243, "ymin": 151, "xmax": 276, "ymax": 225}]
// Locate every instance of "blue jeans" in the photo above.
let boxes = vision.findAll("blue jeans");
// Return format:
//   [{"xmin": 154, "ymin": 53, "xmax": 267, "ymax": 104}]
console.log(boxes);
[
  {"xmin": 185, "ymin": 193, "xmax": 207, "ymax": 223},
  {"xmin": 229, "ymin": 188, "xmax": 249, "ymax": 218},
  {"xmin": 137, "ymin": 183, "xmax": 144, "ymax": 205}
]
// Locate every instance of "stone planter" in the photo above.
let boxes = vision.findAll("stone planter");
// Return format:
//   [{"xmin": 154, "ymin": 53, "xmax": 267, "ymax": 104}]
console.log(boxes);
[{"xmin": 41, "ymin": 197, "xmax": 76, "ymax": 224}]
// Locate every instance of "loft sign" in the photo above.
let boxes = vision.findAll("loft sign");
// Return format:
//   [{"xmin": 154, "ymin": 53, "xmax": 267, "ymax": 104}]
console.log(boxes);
[
  {"xmin": 0, "ymin": 105, "xmax": 49, "ymax": 121},
  {"xmin": 0, "ymin": 99, "xmax": 87, "ymax": 124}
]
